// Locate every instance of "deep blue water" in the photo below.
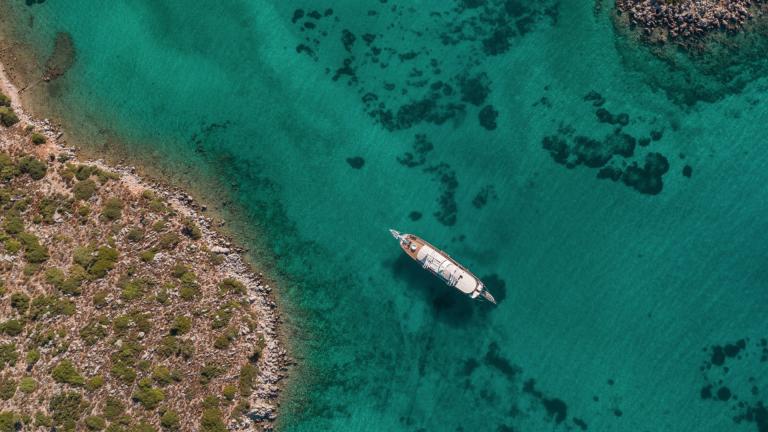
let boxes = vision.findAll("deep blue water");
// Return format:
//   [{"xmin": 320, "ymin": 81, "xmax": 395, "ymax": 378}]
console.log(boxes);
[{"xmin": 3, "ymin": 1, "xmax": 768, "ymax": 430}]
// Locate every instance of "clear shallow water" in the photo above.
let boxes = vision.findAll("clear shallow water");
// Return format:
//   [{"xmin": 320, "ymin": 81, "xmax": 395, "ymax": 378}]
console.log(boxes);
[{"xmin": 3, "ymin": 1, "xmax": 768, "ymax": 430}]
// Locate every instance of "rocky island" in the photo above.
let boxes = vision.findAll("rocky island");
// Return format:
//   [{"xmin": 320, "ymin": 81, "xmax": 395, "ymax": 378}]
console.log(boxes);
[
  {"xmin": 0, "ymin": 68, "xmax": 285, "ymax": 431},
  {"xmin": 615, "ymin": 0, "xmax": 768, "ymax": 45}
]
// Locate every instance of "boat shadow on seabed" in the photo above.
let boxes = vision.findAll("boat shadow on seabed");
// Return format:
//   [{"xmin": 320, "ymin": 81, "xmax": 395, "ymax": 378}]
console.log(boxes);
[{"xmin": 389, "ymin": 254, "xmax": 506, "ymax": 327}]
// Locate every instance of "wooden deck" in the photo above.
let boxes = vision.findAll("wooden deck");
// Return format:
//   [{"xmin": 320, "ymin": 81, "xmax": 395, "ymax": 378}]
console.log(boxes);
[{"xmin": 399, "ymin": 234, "xmax": 425, "ymax": 260}]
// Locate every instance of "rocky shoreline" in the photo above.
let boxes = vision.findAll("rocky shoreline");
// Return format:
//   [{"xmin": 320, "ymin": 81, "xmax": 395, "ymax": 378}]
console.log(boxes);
[
  {"xmin": 0, "ymin": 61, "xmax": 288, "ymax": 430},
  {"xmin": 615, "ymin": 0, "xmax": 767, "ymax": 44}
]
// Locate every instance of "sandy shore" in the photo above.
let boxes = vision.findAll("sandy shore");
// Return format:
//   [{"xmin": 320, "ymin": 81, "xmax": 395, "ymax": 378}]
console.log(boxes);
[{"xmin": 0, "ymin": 60, "xmax": 288, "ymax": 430}]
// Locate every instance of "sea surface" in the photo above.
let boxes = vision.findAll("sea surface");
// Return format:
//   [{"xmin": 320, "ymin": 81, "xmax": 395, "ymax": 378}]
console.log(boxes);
[{"xmin": 2, "ymin": 1, "xmax": 768, "ymax": 431}]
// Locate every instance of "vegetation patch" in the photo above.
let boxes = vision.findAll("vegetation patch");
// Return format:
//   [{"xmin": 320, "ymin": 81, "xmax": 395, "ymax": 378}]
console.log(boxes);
[
  {"xmin": 0, "ymin": 107, "xmax": 19, "ymax": 127},
  {"xmin": 0, "ymin": 128, "xmax": 276, "ymax": 429},
  {"xmin": 51, "ymin": 360, "xmax": 85, "ymax": 386}
]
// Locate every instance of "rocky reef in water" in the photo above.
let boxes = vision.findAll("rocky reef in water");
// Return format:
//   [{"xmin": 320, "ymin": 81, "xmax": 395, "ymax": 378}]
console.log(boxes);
[
  {"xmin": 610, "ymin": 0, "xmax": 768, "ymax": 106},
  {"xmin": 615, "ymin": 0, "xmax": 767, "ymax": 45},
  {"xmin": 0, "ymin": 68, "xmax": 286, "ymax": 431}
]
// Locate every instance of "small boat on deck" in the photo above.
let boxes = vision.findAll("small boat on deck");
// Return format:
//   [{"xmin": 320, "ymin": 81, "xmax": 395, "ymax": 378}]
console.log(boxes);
[{"xmin": 389, "ymin": 229, "xmax": 496, "ymax": 304}]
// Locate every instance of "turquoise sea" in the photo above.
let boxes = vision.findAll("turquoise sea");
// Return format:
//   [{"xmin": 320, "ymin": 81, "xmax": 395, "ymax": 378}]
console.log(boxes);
[{"xmin": 2, "ymin": 1, "xmax": 768, "ymax": 430}]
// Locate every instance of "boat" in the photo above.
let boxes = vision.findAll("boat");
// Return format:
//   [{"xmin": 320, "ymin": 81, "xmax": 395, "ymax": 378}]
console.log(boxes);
[{"xmin": 389, "ymin": 229, "xmax": 496, "ymax": 304}]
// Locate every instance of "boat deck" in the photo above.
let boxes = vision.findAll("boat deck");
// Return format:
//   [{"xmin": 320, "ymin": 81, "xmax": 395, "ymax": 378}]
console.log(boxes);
[{"xmin": 399, "ymin": 234, "xmax": 481, "ymax": 295}]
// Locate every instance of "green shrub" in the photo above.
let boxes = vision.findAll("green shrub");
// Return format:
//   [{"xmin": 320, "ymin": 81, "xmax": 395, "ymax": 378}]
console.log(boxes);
[
  {"xmin": 213, "ymin": 327, "xmax": 238, "ymax": 350},
  {"xmin": 18, "ymin": 156, "xmax": 47, "ymax": 180},
  {"xmin": 34, "ymin": 411, "xmax": 52, "ymax": 428},
  {"xmin": 9, "ymin": 198, "xmax": 26, "ymax": 212},
  {"xmin": 222, "ymin": 384, "xmax": 237, "ymax": 401},
  {"xmin": 9, "ymin": 293, "xmax": 29, "ymax": 313},
  {"xmin": 75, "ymin": 245, "xmax": 118, "ymax": 279},
  {"xmin": 137, "ymin": 359, "xmax": 151, "ymax": 372},
  {"xmin": 157, "ymin": 232, "xmax": 180, "ymax": 250},
  {"xmin": 0, "ymin": 93, "xmax": 9, "ymax": 107},
  {"xmin": 77, "ymin": 204, "xmax": 91, "ymax": 220},
  {"xmin": 169, "ymin": 316, "xmax": 192, "ymax": 335},
  {"xmin": 208, "ymin": 251, "xmax": 224, "ymax": 265},
  {"xmin": 202, "ymin": 395, "xmax": 219, "ymax": 409},
  {"xmin": 95, "ymin": 168, "xmax": 119, "ymax": 183},
  {"xmin": 3, "ymin": 238, "xmax": 20, "ymax": 254},
  {"xmin": 39, "ymin": 197, "xmax": 60, "ymax": 224},
  {"xmin": 49, "ymin": 391, "xmax": 83, "ymax": 429},
  {"xmin": 29, "ymin": 295, "xmax": 75, "ymax": 320},
  {"xmin": 110, "ymin": 362, "xmax": 136, "ymax": 385},
  {"xmin": 103, "ymin": 397, "xmax": 124, "ymax": 421},
  {"xmin": 170, "ymin": 264, "xmax": 190, "ymax": 278},
  {"xmin": 211, "ymin": 305, "xmax": 233, "ymax": 330},
  {"xmin": 159, "ymin": 409, "xmax": 180, "ymax": 431},
  {"xmin": 73, "ymin": 245, "xmax": 94, "ymax": 267},
  {"xmin": 155, "ymin": 287, "xmax": 169, "ymax": 304},
  {"xmin": 3, "ymin": 212, "xmax": 23, "ymax": 235},
  {"xmin": 73, "ymin": 179, "xmax": 97, "ymax": 201},
  {"xmin": 85, "ymin": 416, "xmax": 106, "ymax": 431},
  {"xmin": 129, "ymin": 421, "xmax": 157, "ymax": 432},
  {"xmin": 152, "ymin": 219, "xmax": 166, "ymax": 232},
  {"xmin": 199, "ymin": 363, "xmax": 221, "ymax": 385},
  {"xmin": 1, "ymin": 319, "xmax": 23, "ymax": 336},
  {"xmin": 31, "ymin": 133, "xmax": 46, "ymax": 145},
  {"xmin": 25, "ymin": 349, "xmax": 39, "ymax": 368},
  {"xmin": 126, "ymin": 227, "xmax": 144, "ymax": 242},
  {"xmin": 112, "ymin": 315, "xmax": 132, "ymax": 335},
  {"xmin": 45, "ymin": 266, "xmax": 84, "ymax": 296},
  {"xmin": 177, "ymin": 270, "xmax": 200, "ymax": 300},
  {"xmin": 51, "ymin": 360, "xmax": 84, "ymax": 386},
  {"xmin": 22, "ymin": 262, "xmax": 41, "ymax": 276},
  {"xmin": 45, "ymin": 267, "xmax": 66, "ymax": 288},
  {"xmin": 151, "ymin": 366, "xmax": 172, "ymax": 386},
  {"xmin": 89, "ymin": 246, "xmax": 118, "ymax": 278},
  {"xmin": 93, "ymin": 291, "xmax": 108, "ymax": 308},
  {"xmin": 18, "ymin": 377, "xmax": 37, "ymax": 393},
  {"xmin": 179, "ymin": 284, "xmax": 199, "ymax": 301},
  {"xmin": 158, "ymin": 336, "xmax": 177, "ymax": 358},
  {"xmin": 72, "ymin": 164, "xmax": 94, "ymax": 181},
  {"xmin": 0, "ymin": 154, "xmax": 19, "ymax": 180},
  {"xmin": 0, "ymin": 411, "xmax": 18, "ymax": 432},
  {"xmin": 101, "ymin": 197, "xmax": 123, "ymax": 221},
  {"xmin": 181, "ymin": 218, "xmax": 202, "ymax": 240},
  {"xmin": 234, "ymin": 400, "xmax": 250, "ymax": 416},
  {"xmin": 238, "ymin": 363, "xmax": 256, "ymax": 396},
  {"xmin": 250, "ymin": 335, "xmax": 266, "ymax": 362},
  {"xmin": 131, "ymin": 378, "xmax": 164, "ymax": 410},
  {"xmin": 149, "ymin": 199, "xmax": 167, "ymax": 214},
  {"xmin": 139, "ymin": 249, "xmax": 156, "ymax": 262},
  {"xmin": 86, "ymin": 375, "xmax": 104, "ymax": 391},
  {"xmin": 18, "ymin": 232, "xmax": 49, "ymax": 263},
  {"xmin": 0, "ymin": 377, "xmax": 16, "ymax": 400},
  {"xmin": 200, "ymin": 408, "xmax": 226, "ymax": 432},
  {"xmin": 0, "ymin": 344, "xmax": 17, "ymax": 370},
  {"xmin": 0, "ymin": 107, "xmax": 19, "ymax": 127},
  {"xmin": 120, "ymin": 277, "xmax": 152, "ymax": 301},
  {"xmin": 79, "ymin": 319, "xmax": 108, "ymax": 346},
  {"xmin": 219, "ymin": 278, "xmax": 246, "ymax": 294},
  {"xmin": 112, "ymin": 339, "xmax": 144, "ymax": 365}
]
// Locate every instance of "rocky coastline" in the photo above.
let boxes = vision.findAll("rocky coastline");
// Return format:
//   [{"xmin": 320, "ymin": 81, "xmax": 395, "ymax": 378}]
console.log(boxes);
[
  {"xmin": 615, "ymin": 0, "xmax": 767, "ymax": 44},
  {"xmin": 0, "ymin": 61, "xmax": 287, "ymax": 430}
]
